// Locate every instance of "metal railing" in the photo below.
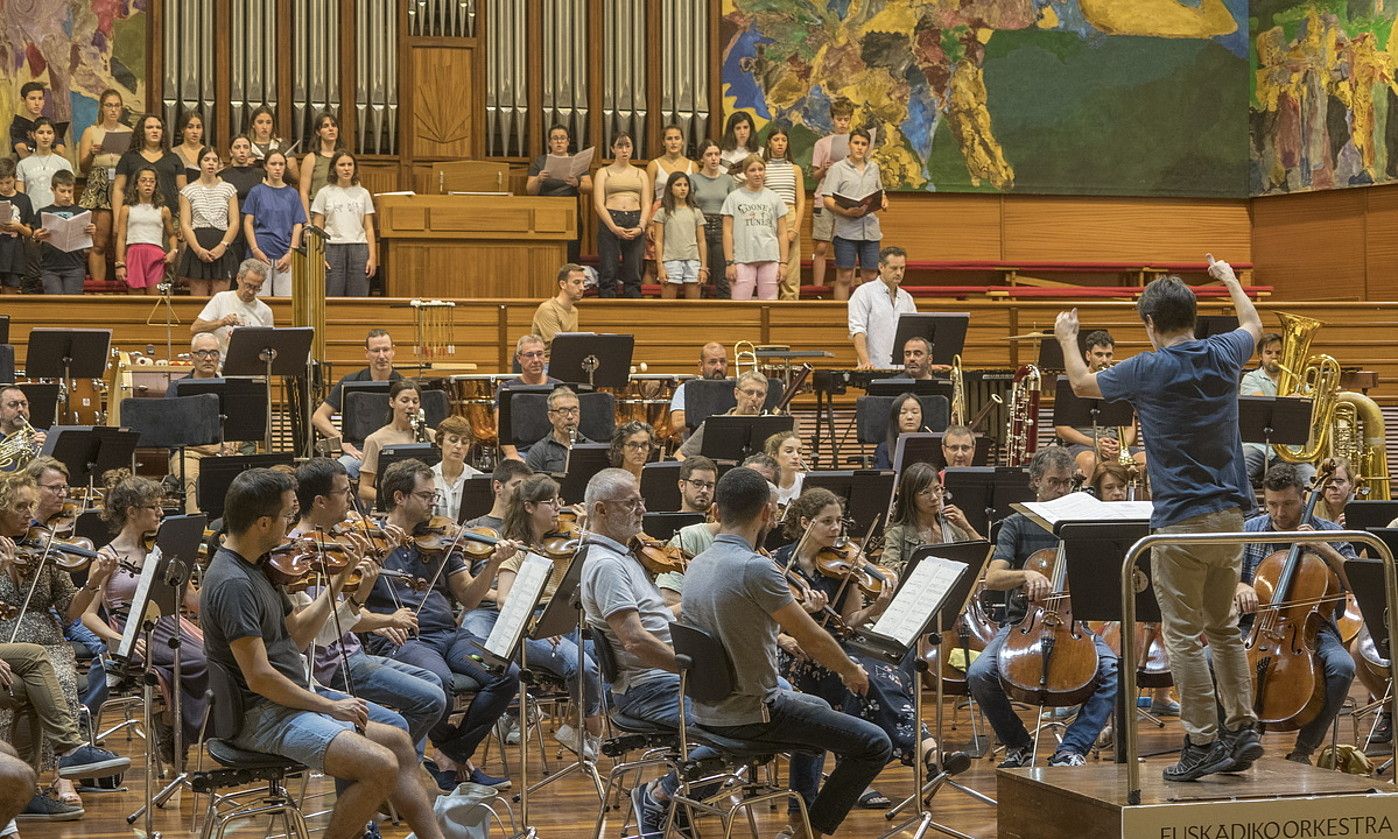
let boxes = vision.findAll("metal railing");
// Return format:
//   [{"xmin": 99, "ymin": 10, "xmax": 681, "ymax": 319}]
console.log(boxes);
[{"xmin": 1119, "ymin": 530, "xmax": 1398, "ymax": 805}]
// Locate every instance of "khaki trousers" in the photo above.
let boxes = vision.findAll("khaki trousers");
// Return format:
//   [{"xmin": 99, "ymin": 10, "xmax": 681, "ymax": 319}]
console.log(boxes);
[
  {"xmin": 778, "ymin": 203, "xmax": 801, "ymax": 300},
  {"xmin": 1151, "ymin": 507, "xmax": 1257, "ymax": 744},
  {"xmin": 0, "ymin": 643, "xmax": 84, "ymax": 768}
]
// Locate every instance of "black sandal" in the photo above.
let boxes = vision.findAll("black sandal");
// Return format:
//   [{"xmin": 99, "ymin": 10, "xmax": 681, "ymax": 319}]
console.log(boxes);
[{"xmin": 857, "ymin": 787, "xmax": 891, "ymax": 808}]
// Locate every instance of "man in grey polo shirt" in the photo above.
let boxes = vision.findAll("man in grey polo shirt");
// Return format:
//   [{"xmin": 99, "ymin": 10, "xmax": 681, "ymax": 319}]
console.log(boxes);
[{"xmin": 681, "ymin": 467, "xmax": 891, "ymax": 839}]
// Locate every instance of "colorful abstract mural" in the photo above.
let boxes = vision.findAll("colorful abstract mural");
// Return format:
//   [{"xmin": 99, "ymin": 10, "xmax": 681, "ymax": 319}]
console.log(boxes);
[
  {"xmin": 721, "ymin": 0, "xmax": 1251, "ymax": 198},
  {"xmin": 0, "ymin": 1, "xmax": 147, "ymax": 162},
  {"xmin": 1250, "ymin": 1, "xmax": 1398, "ymax": 195}
]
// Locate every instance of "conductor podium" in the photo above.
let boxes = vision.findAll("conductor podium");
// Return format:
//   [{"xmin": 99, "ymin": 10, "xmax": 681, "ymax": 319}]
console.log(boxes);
[{"xmin": 376, "ymin": 193, "xmax": 578, "ymax": 298}]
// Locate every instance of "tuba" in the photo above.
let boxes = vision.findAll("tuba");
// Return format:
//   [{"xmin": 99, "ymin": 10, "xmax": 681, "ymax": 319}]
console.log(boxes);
[
  {"xmin": 1271, "ymin": 312, "xmax": 1340, "ymax": 464},
  {"xmin": 0, "ymin": 415, "xmax": 40, "ymax": 472},
  {"xmin": 1004, "ymin": 364, "xmax": 1041, "ymax": 467},
  {"xmin": 949, "ymin": 354, "xmax": 967, "ymax": 427},
  {"xmin": 1332, "ymin": 391, "xmax": 1390, "ymax": 500}
]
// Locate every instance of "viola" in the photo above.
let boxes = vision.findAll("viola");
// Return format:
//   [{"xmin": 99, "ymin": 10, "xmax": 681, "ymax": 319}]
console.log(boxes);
[
  {"xmin": 631, "ymin": 532, "xmax": 688, "ymax": 576},
  {"xmin": 411, "ymin": 516, "xmax": 500, "ymax": 555},
  {"xmin": 1244, "ymin": 461, "xmax": 1341, "ymax": 731},
  {"xmin": 813, "ymin": 540, "xmax": 894, "ymax": 598},
  {"xmin": 997, "ymin": 546, "xmax": 1101, "ymax": 707}
]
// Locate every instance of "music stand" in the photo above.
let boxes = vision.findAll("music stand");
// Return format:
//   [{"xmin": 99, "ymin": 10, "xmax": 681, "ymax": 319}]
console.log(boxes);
[
  {"xmin": 941, "ymin": 467, "xmax": 1034, "ymax": 539},
  {"xmin": 168, "ymin": 377, "xmax": 269, "ymax": 443},
  {"xmin": 1195, "ymin": 315, "xmax": 1240, "ymax": 339},
  {"xmin": 892, "ymin": 432, "xmax": 991, "ymax": 473},
  {"xmin": 557, "ymin": 443, "xmax": 610, "ymax": 502},
  {"xmin": 699, "ymin": 415, "xmax": 794, "ymax": 463},
  {"xmin": 1346, "ymin": 556, "xmax": 1390, "ymax": 661},
  {"xmin": 197, "ymin": 453, "xmax": 294, "ymax": 518},
  {"xmin": 223, "ymin": 326, "xmax": 315, "ymax": 451},
  {"xmin": 866, "ymin": 378, "xmax": 954, "ymax": 400},
  {"xmin": 43, "ymin": 426, "xmax": 140, "ymax": 496},
  {"xmin": 25, "ymin": 328, "xmax": 111, "ymax": 422},
  {"xmin": 639, "ymin": 461, "xmax": 683, "ymax": 512},
  {"xmin": 802, "ymin": 470, "xmax": 896, "ymax": 536},
  {"xmin": 373, "ymin": 443, "xmax": 440, "ymax": 511},
  {"xmin": 844, "ymin": 541, "xmax": 986, "ymax": 838},
  {"xmin": 891, "ymin": 313, "xmax": 969, "ymax": 368},
  {"xmin": 548, "ymin": 333, "xmax": 634, "ymax": 389},
  {"xmin": 1052, "ymin": 376, "xmax": 1135, "ymax": 451},
  {"xmin": 1057, "ymin": 519, "xmax": 1162, "ymax": 760},
  {"xmin": 0, "ymin": 314, "xmax": 8, "ymax": 344},
  {"xmin": 456, "ymin": 475, "xmax": 495, "ymax": 525},
  {"xmin": 642, "ymin": 512, "xmax": 704, "ymax": 541},
  {"xmin": 0, "ymin": 344, "xmax": 12, "ymax": 385},
  {"xmin": 15, "ymin": 382, "xmax": 59, "ymax": 428},
  {"xmin": 1237, "ymin": 396, "xmax": 1313, "ymax": 449}
]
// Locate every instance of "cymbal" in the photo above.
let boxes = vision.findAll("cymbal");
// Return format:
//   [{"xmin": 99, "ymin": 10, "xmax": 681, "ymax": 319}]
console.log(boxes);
[{"xmin": 1007, "ymin": 331, "xmax": 1051, "ymax": 341}]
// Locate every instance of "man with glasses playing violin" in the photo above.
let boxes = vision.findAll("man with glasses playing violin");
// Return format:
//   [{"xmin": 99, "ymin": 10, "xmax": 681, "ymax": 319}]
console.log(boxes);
[
  {"xmin": 359, "ymin": 459, "xmax": 522, "ymax": 790},
  {"xmin": 200, "ymin": 467, "xmax": 448, "ymax": 839},
  {"xmin": 524, "ymin": 387, "xmax": 592, "ymax": 475},
  {"xmin": 286, "ymin": 458, "xmax": 447, "ymax": 783}
]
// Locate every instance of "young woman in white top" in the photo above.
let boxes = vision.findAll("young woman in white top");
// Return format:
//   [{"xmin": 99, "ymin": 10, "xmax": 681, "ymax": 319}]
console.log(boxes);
[
  {"xmin": 644, "ymin": 124, "xmax": 695, "ymax": 287},
  {"xmin": 15, "ymin": 118, "xmax": 72, "ymax": 210},
  {"xmin": 310, "ymin": 151, "xmax": 377, "ymax": 297},
  {"xmin": 763, "ymin": 126, "xmax": 806, "ymax": 300},
  {"xmin": 765, "ymin": 430, "xmax": 806, "ymax": 508},
  {"xmin": 176, "ymin": 146, "xmax": 240, "ymax": 296},
  {"xmin": 247, "ymin": 105, "xmax": 300, "ymax": 183},
  {"xmin": 77, "ymin": 88, "xmax": 132, "ymax": 283},
  {"xmin": 432, "ymin": 415, "xmax": 482, "ymax": 521},
  {"xmin": 719, "ymin": 111, "xmax": 757, "ymax": 176},
  {"xmin": 114, "ymin": 167, "xmax": 177, "ymax": 295}
]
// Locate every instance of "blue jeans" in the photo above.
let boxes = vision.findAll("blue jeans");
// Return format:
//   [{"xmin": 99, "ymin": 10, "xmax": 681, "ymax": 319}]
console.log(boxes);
[
  {"xmin": 967, "ymin": 624, "xmax": 1119, "ymax": 757},
  {"xmin": 611, "ymin": 674, "xmax": 718, "ymax": 798},
  {"xmin": 465, "ymin": 608, "xmax": 602, "ymax": 716},
  {"xmin": 368, "ymin": 628, "xmax": 518, "ymax": 764},
  {"xmin": 323, "ymin": 649, "xmax": 448, "ymax": 757},
  {"xmin": 338, "ymin": 453, "xmax": 363, "ymax": 480},
  {"xmin": 703, "ymin": 690, "xmax": 891, "ymax": 836},
  {"xmin": 832, "ymin": 236, "xmax": 879, "ymax": 272}
]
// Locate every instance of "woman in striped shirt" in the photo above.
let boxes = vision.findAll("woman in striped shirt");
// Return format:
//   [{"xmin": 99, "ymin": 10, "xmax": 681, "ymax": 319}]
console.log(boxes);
[
  {"xmin": 763, "ymin": 126, "xmax": 805, "ymax": 300},
  {"xmin": 176, "ymin": 145, "xmax": 240, "ymax": 296}
]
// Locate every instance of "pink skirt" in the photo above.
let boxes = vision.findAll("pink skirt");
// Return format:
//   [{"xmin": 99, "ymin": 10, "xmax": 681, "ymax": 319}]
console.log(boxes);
[{"xmin": 125, "ymin": 242, "xmax": 167, "ymax": 289}]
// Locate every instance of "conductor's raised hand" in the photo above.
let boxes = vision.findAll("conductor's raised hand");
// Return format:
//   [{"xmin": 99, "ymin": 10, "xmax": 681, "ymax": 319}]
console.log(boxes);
[
  {"xmin": 1054, "ymin": 308, "xmax": 1080, "ymax": 344},
  {"xmin": 1205, "ymin": 253, "xmax": 1237, "ymax": 284}
]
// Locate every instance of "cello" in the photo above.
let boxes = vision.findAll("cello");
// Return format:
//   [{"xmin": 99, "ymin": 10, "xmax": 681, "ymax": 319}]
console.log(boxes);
[
  {"xmin": 998, "ymin": 545, "xmax": 1101, "ymax": 707},
  {"xmin": 932, "ymin": 582, "xmax": 999, "ymax": 695},
  {"xmin": 1244, "ymin": 461, "xmax": 1344, "ymax": 731}
]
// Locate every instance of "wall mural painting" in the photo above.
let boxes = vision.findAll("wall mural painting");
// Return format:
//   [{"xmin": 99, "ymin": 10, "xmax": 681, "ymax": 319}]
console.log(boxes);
[
  {"xmin": 1251, "ymin": 1, "xmax": 1398, "ymax": 196},
  {"xmin": 0, "ymin": 1, "xmax": 147, "ymax": 161},
  {"xmin": 721, "ymin": 0, "xmax": 1250, "ymax": 198}
]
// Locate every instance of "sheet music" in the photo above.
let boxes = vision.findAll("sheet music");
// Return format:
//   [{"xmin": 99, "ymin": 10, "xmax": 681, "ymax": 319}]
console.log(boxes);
[
  {"xmin": 1014, "ymin": 494, "xmax": 1154, "ymax": 532},
  {"xmin": 117, "ymin": 545, "xmax": 164, "ymax": 660},
  {"xmin": 98, "ymin": 130, "xmax": 132, "ymax": 154},
  {"xmin": 484, "ymin": 552, "xmax": 552, "ymax": 661},
  {"xmin": 871, "ymin": 555, "xmax": 967, "ymax": 648},
  {"xmin": 545, "ymin": 147, "xmax": 594, "ymax": 180},
  {"xmin": 39, "ymin": 210, "xmax": 92, "ymax": 252}
]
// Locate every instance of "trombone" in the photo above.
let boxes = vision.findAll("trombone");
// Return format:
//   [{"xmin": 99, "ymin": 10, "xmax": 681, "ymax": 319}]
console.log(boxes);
[{"xmin": 734, "ymin": 340, "xmax": 758, "ymax": 379}]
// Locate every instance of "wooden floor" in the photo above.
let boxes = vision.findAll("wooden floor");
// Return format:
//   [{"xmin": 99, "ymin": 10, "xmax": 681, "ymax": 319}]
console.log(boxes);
[{"xmin": 25, "ymin": 690, "xmax": 1397, "ymax": 839}]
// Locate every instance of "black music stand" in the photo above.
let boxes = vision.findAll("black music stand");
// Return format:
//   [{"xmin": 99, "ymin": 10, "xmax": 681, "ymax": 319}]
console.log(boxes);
[
  {"xmin": 0, "ymin": 344, "xmax": 12, "ymax": 385},
  {"xmin": 25, "ymin": 328, "xmax": 111, "ymax": 423},
  {"xmin": 333, "ymin": 381, "xmax": 393, "ymax": 445},
  {"xmin": 1346, "ymin": 556, "xmax": 1390, "ymax": 661},
  {"xmin": 1195, "ymin": 315, "xmax": 1240, "ymax": 339},
  {"xmin": 168, "ymin": 377, "xmax": 269, "ymax": 443},
  {"xmin": 559, "ymin": 443, "xmax": 610, "ymax": 502},
  {"xmin": 548, "ymin": 333, "xmax": 634, "ymax": 389},
  {"xmin": 891, "ymin": 313, "xmax": 969, "ymax": 368},
  {"xmin": 941, "ymin": 467, "xmax": 1034, "ymax": 540},
  {"xmin": 223, "ymin": 326, "xmax": 315, "ymax": 452},
  {"xmin": 802, "ymin": 470, "xmax": 897, "ymax": 536},
  {"xmin": 15, "ymin": 382, "xmax": 59, "ymax": 428},
  {"xmin": 44, "ymin": 426, "xmax": 140, "ymax": 497},
  {"xmin": 456, "ymin": 475, "xmax": 495, "ymax": 524},
  {"xmin": 642, "ymin": 512, "xmax": 704, "ymax": 541},
  {"xmin": 699, "ymin": 415, "xmax": 793, "ymax": 463},
  {"xmin": 639, "ymin": 461, "xmax": 683, "ymax": 512},
  {"xmin": 1349, "ymin": 503, "xmax": 1398, "ymax": 555},
  {"xmin": 1052, "ymin": 376, "xmax": 1135, "ymax": 447},
  {"xmin": 1237, "ymin": 395, "xmax": 1313, "ymax": 450},
  {"xmin": 681, "ymin": 377, "xmax": 783, "ymax": 430},
  {"xmin": 373, "ymin": 443, "xmax": 440, "ymax": 510},
  {"xmin": 1057, "ymin": 519, "xmax": 1162, "ymax": 760},
  {"xmin": 893, "ymin": 432, "xmax": 991, "ymax": 472},
  {"xmin": 0, "ymin": 314, "xmax": 9, "ymax": 344},
  {"xmin": 197, "ymin": 453, "xmax": 295, "ymax": 518},
  {"xmin": 866, "ymin": 378, "xmax": 954, "ymax": 400}
]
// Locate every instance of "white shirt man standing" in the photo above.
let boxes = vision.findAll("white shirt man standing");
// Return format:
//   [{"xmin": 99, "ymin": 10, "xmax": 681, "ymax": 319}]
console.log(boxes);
[{"xmin": 847, "ymin": 246, "xmax": 916, "ymax": 370}]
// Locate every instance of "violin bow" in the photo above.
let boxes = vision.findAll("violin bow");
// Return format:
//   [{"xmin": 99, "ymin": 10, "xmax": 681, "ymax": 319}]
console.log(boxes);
[
  {"xmin": 310, "ymin": 529, "xmax": 365, "ymax": 733},
  {"xmin": 7, "ymin": 529, "xmax": 59, "ymax": 644},
  {"xmin": 410, "ymin": 523, "xmax": 473, "ymax": 627}
]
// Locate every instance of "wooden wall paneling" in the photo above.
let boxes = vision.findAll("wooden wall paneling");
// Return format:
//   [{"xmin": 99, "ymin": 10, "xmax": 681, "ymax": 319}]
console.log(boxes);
[
  {"xmin": 148, "ymin": 1, "xmax": 164, "ymax": 113},
  {"xmin": 410, "ymin": 46, "xmax": 476, "ymax": 159},
  {"xmin": 876, "ymin": 195, "xmax": 1004, "ymax": 262},
  {"xmin": 213, "ymin": 1, "xmax": 232, "ymax": 150},
  {"xmin": 1002, "ymin": 196, "xmax": 1251, "ymax": 265},
  {"xmin": 278, "ymin": 0, "xmax": 294, "ymax": 143},
  {"xmin": 339, "ymin": 0, "xmax": 357, "ymax": 150},
  {"xmin": 396, "ymin": 0, "xmax": 415, "ymax": 179},
  {"xmin": 1363, "ymin": 186, "xmax": 1398, "ymax": 300},
  {"xmin": 707, "ymin": 0, "xmax": 721, "ymax": 157},
  {"xmin": 525, "ymin": 0, "xmax": 543, "ymax": 159},
  {"xmin": 1251, "ymin": 188, "xmax": 1368, "ymax": 301},
  {"xmin": 587, "ymin": 0, "xmax": 604, "ymax": 157},
  {"xmin": 645, "ymin": 0, "xmax": 662, "ymax": 157}
]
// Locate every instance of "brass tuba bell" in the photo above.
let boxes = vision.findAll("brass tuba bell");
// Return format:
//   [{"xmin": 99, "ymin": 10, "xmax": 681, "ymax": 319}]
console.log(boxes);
[{"xmin": 1271, "ymin": 312, "xmax": 1340, "ymax": 464}]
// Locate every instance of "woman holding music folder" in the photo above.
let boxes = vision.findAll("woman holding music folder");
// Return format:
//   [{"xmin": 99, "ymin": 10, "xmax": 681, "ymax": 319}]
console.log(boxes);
[{"xmin": 527, "ymin": 124, "xmax": 592, "ymax": 264}]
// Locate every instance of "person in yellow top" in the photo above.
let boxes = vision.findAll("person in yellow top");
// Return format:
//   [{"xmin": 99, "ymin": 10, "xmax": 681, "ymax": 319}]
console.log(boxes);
[{"xmin": 531, "ymin": 263, "xmax": 586, "ymax": 350}]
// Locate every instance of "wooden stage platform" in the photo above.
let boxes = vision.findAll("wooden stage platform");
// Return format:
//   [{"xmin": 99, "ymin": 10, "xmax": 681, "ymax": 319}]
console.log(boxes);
[{"xmin": 998, "ymin": 760, "xmax": 1398, "ymax": 839}]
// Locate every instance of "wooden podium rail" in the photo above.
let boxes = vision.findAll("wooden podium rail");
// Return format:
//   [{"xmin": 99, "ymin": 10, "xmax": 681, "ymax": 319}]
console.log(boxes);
[{"xmin": 377, "ymin": 193, "xmax": 577, "ymax": 298}]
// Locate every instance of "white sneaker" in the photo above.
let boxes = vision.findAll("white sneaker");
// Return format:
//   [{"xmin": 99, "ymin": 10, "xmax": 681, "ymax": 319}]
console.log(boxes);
[
  {"xmin": 553, "ymin": 724, "xmax": 597, "ymax": 760},
  {"xmin": 495, "ymin": 717, "xmax": 520, "ymax": 746}
]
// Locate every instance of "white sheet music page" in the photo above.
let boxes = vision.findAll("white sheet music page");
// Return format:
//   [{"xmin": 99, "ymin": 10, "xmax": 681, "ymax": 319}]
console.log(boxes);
[
  {"xmin": 1013, "ymin": 494, "xmax": 1153, "ymax": 532},
  {"xmin": 117, "ymin": 545, "xmax": 164, "ymax": 660},
  {"xmin": 484, "ymin": 552, "xmax": 553, "ymax": 660},
  {"xmin": 872, "ymin": 555, "xmax": 966, "ymax": 649}
]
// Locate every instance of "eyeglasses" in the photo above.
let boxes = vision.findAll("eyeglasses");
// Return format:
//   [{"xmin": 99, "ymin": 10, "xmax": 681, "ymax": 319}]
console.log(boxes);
[
  {"xmin": 550, "ymin": 406, "xmax": 580, "ymax": 416},
  {"xmin": 1042, "ymin": 477, "xmax": 1075, "ymax": 489},
  {"xmin": 624, "ymin": 441, "xmax": 652, "ymax": 450},
  {"xmin": 39, "ymin": 483, "xmax": 68, "ymax": 495},
  {"xmin": 518, "ymin": 351, "xmax": 546, "ymax": 360},
  {"xmin": 684, "ymin": 479, "xmax": 716, "ymax": 491},
  {"xmin": 192, "ymin": 349, "xmax": 221, "ymax": 359},
  {"xmin": 412, "ymin": 490, "xmax": 441, "ymax": 503},
  {"xmin": 2, "ymin": 400, "xmax": 27, "ymax": 409}
]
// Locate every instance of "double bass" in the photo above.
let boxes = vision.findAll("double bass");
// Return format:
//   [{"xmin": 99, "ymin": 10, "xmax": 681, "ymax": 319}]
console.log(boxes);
[
  {"xmin": 1244, "ymin": 461, "xmax": 1344, "ymax": 731},
  {"xmin": 998, "ymin": 545, "xmax": 1101, "ymax": 706}
]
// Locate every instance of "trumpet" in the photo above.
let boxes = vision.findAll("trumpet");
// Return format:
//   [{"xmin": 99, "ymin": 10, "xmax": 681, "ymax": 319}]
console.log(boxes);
[{"xmin": 0, "ymin": 415, "xmax": 40, "ymax": 471}]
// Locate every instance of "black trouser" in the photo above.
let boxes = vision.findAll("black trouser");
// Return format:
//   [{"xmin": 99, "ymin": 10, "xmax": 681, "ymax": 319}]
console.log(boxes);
[
  {"xmin": 598, "ymin": 209, "xmax": 644, "ymax": 298},
  {"xmin": 702, "ymin": 221, "xmax": 729, "ymax": 298}
]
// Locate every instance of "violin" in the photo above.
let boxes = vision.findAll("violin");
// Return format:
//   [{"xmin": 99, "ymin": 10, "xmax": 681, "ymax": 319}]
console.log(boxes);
[
  {"xmin": 15, "ymin": 526, "xmax": 99, "ymax": 573},
  {"xmin": 997, "ymin": 545, "xmax": 1101, "ymax": 707},
  {"xmin": 412, "ymin": 516, "xmax": 501, "ymax": 555},
  {"xmin": 45, "ymin": 501, "xmax": 84, "ymax": 537},
  {"xmin": 631, "ymin": 532, "xmax": 688, "ymax": 576},
  {"xmin": 1244, "ymin": 460, "xmax": 1343, "ymax": 731},
  {"xmin": 779, "ymin": 559, "xmax": 852, "ymax": 638},
  {"xmin": 263, "ymin": 540, "xmax": 368, "ymax": 593},
  {"xmin": 813, "ymin": 539, "xmax": 894, "ymax": 598}
]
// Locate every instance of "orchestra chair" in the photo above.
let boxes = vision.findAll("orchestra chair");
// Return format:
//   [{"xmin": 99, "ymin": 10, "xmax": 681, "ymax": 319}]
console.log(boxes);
[
  {"xmin": 506, "ymin": 390, "xmax": 615, "ymax": 453},
  {"xmin": 853, "ymin": 395, "xmax": 951, "ymax": 465},
  {"xmin": 668, "ymin": 622, "xmax": 813, "ymax": 839},
  {"xmin": 342, "ymin": 388, "xmax": 452, "ymax": 449},
  {"xmin": 191, "ymin": 660, "xmax": 312, "ymax": 839},
  {"xmin": 589, "ymin": 632, "xmax": 681, "ymax": 839},
  {"xmin": 681, "ymin": 378, "xmax": 784, "ymax": 432}
]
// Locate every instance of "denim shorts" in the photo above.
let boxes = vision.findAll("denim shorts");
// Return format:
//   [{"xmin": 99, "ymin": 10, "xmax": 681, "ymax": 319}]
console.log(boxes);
[
  {"xmin": 662, "ymin": 259, "xmax": 700, "ymax": 284},
  {"xmin": 833, "ymin": 236, "xmax": 880, "ymax": 271},
  {"xmin": 232, "ymin": 688, "xmax": 402, "ymax": 771}
]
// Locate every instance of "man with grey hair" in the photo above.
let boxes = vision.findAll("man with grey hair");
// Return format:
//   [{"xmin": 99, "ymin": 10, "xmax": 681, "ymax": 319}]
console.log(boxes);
[
  {"xmin": 676, "ymin": 370, "xmax": 769, "ymax": 460},
  {"xmin": 967, "ymin": 445, "xmax": 1118, "ymax": 770},
  {"xmin": 190, "ymin": 258, "xmax": 274, "ymax": 356},
  {"xmin": 524, "ymin": 386, "xmax": 593, "ymax": 474},
  {"xmin": 498, "ymin": 335, "xmax": 561, "ymax": 462}
]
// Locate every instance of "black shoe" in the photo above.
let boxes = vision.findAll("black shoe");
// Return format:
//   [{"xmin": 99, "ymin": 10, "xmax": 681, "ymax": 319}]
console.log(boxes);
[
  {"xmin": 1374, "ymin": 714, "xmax": 1392, "ymax": 745},
  {"xmin": 1286, "ymin": 751, "xmax": 1312, "ymax": 765},
  {"xmin": 57, "ymin": 743, "xmax": 130, "ymax": 779},
  {"xmin": 1162, "ymin": 737, "xmax": 1234, "ymax": 782},
  {"xmin": 939, "ymin": 750, "xmax": 973, "ymax": 776},
  {"xmin": 1220, "ymin": 724, "xmax": 1264, "ymax": 773},
  {"xmin": 997, "ymin": 744, "xmax": 1033, "ymax": 769},
  {"xmin": 16, "ymin": 793, "xmax": 84, "ymax": 821}
]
